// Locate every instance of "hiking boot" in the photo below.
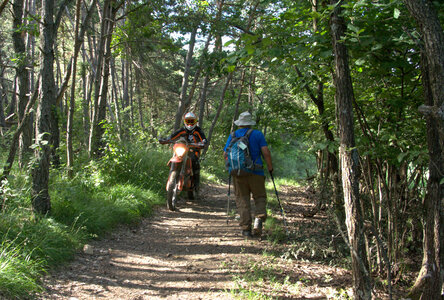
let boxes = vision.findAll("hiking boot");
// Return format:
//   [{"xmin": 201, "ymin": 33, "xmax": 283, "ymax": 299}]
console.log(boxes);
[
  {"xmin": 253, "ymin": 218, "xmax": 263, "ymax": 237},
  {"xmin": 241, "ymin": 230, "xmax": 252, "ymax": 237}
]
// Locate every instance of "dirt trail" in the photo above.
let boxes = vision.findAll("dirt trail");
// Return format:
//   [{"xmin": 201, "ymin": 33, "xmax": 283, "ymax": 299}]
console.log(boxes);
[
  {"xmin": 39, "ymin": 181, "xmax": 387, "ymax": 299},
  {"xmin": 40, "ymin": 182, "xmax": 269, "ymax": 299}
]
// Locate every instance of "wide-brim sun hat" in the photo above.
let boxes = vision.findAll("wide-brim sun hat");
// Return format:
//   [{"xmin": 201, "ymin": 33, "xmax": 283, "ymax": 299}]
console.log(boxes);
[{"xmin": 234, "ymin": 111, "xmax": 256, "ymax": 126}]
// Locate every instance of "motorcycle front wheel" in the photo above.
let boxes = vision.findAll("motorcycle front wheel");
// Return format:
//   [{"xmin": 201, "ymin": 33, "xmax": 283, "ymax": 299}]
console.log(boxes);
[{"xmin": 166, "ymin": 170, "xmax": 179, "ymax": 211}]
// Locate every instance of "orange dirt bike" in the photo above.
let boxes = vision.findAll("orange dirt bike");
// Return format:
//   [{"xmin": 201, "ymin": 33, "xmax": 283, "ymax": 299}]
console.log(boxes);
[{"xmin": 159, "ymin": 137, "xmax": 205, "ymax": 211}]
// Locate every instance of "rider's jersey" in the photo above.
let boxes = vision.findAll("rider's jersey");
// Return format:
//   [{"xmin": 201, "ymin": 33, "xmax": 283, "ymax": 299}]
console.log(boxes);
[{"xmin": 168, "ymin": 126, "xmax": 207, "ymax": 157}]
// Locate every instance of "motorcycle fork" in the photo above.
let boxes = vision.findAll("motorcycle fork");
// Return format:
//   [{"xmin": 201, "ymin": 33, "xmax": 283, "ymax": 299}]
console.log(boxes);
[{"xmin": 177, "ymin": 151, "xmax": 189, "ymax": 191}]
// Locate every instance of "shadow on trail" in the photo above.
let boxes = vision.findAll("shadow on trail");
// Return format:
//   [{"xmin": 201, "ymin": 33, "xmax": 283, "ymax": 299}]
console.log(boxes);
[
  {"xmin": 41, "ymin": 182, "xmax": 358, "ymax": 299},
  {"xmin": 42, "ymin": 183, "xmax": 263, "ymax": 299}
]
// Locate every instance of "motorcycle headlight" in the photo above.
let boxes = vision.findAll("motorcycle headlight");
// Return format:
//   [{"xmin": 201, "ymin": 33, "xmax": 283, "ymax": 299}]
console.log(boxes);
[{"xmin": 174, "ymin": 146, "xmax": 186, "ymax": 157}]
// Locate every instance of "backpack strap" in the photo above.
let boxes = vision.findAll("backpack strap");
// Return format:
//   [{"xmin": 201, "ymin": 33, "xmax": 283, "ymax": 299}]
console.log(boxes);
[
  {"xmin": 245, "ymin": 128, "xmax": 254, "ymax": 139},
  {"xmin": 227, "ymin": 128, "xmax": 254, "ymax": 149},
  {"xmin": 226, "ymin": 131, "xmax": 236, "ymax": 152},
  {"xmin": 244, "ymin": 129, "xmax": 263, "ymax": 171}
]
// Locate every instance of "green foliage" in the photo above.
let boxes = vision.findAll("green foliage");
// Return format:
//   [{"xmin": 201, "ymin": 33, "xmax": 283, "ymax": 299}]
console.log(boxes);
[
  {"xmin": 0, "ymin": 239, "xmax": 44, "ymax": 299},
  {"xmin": 0, "ymin": 211, "xmax": 83, "ymax": 265},
  {"xmin": 98, "ymin": 124, "xmax": 170, "ymax": 191},
  {"xmin": 51, "ymin": 177, "xmax": 162, "ymax": 236},
  {"xmin": 0, "ymin": 129, "xmax": 171, "ymax": 297},
  {"xmin": 269, "ymin": 140, "xmax": 316, "ymax": 180},
  {"xmin": 263, "ymin": 214, "xmax": 287, "ymax": 244},
  {"xmin": 0, "ymin": 207, "xmax": 85, "ymax": 298},
  {"xmin": 228, "ymin": 256, "xmax": 315, "ymax": 300},
  {"xmin": 1, "ymin": 0, "xmax": 440, "ymax": 297}
]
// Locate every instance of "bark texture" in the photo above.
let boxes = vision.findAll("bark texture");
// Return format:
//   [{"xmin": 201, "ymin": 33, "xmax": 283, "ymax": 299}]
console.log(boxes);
[
  {"xmin": 403, "ymin": 1, "xmax": 444, "ymax": 298},
  {"xmin": 31, "ymin": 0, "xmax": 56, "ymax": 215},
  {"xmin": 173, "ymin": 25, "xmax": 198, "ymax": 131},
  {"xmin": 330, "ymin": 1, "xmax": 372, "ymax": 298},
  {"xmin": 89, "ymin": 0, "xmax": 118, "ymax": 157},
  {"xmin": 12, "ymin": 0, "xmax": 33, "ymax": 166}
]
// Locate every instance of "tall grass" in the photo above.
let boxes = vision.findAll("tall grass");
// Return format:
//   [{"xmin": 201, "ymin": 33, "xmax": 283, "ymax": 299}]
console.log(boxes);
[
  {"xmin": 0, "ymin": 139, "xmax": 171, "ymax": 298},
  {"xmin": 0, "ymin": 208, "xmax": 84, "ymax": 298},
  {"xmin": 0, "ymin": 239, "xmax": 44, "ymax": 299}
]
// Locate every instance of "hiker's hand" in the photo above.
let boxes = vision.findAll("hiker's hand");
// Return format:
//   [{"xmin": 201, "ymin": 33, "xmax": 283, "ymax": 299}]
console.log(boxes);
[{"xmin": 268, "ymin": 168, "xmax": 273, "ymax": 176}]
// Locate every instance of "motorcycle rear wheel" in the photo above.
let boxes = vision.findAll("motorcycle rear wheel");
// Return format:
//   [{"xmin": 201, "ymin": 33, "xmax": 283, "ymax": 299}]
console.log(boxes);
[{"xmin": 166, "ymin": 170, "xmax": 179, "ymax": 211}]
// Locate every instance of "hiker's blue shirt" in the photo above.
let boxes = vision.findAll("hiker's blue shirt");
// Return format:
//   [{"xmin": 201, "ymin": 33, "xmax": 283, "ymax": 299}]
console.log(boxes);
[{"xmin": 224, "ymin": 127, "xmax": 267, "ymax": 176}]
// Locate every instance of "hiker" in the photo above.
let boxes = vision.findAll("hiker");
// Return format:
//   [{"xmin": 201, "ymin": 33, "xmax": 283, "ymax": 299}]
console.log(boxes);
[
  {"xmin": 223, "ymin": 111, "xmax": 273, "ymax": 237},
  {"xmin": 162, "ymin": 112, "xmax": 207, "ymax": 191}
]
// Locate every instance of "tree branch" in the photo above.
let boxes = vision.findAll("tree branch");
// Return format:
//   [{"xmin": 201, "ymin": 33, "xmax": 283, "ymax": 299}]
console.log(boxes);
[{"xmin": 0, "ymin": 0, "xmax": 10, "ymax": 16}]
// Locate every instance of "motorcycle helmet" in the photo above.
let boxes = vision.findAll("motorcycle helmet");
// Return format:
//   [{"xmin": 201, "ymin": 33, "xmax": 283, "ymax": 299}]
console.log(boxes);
[{"xmin": 183, "ymin": 112, "xmax": 197, "ymax": 131}]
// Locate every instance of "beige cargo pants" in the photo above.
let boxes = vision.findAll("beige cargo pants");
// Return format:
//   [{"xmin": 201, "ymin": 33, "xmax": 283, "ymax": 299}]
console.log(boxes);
[{"xmin": 232, "ymin": 174, "xmax": 267, "ymax": 231}]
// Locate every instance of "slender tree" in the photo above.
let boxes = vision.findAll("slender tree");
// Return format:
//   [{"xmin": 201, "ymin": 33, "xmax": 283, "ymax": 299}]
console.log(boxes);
[
  {"xmin": 90, "ymin": 0, "xmax": 121, "ymax": 157},
  {"xmin": 202, "ymin": 72, "xmax": 232, "ymax": 156},
  {"xmin": 66, "ymin": 0, "xmax": 82, "ymax": 178},
  {"xmin": 31, "ymin": 0, "xmax": 57, "ymax": 215},
  {"xmin": 0, "ymin": 78, "xmax": 39, "ymax": 183},
  {"xmin": 330, "ymin": 0, "xmax": 371, "ymax": 298},
  {"xmin": 173, "ymin": 24, "xmax": 198, "ymax": 130},
  {"xmin": 403, "ymin": 0, "xmax": 444, "ymax": 298},
  {"xmin": 12, "ymin": 0, "xmax": 32, "ymax": 166},
  {"xmin": 0, "ymin": 0, "xmax": 10, "ymax": 16}
]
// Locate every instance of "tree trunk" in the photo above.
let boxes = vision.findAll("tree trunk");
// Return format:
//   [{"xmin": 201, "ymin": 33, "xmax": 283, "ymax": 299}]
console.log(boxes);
[
  {"xmin": 295, "ymin": 66, "xmax": 343, "ymax": 217},
  {"xmin": 173, "ymin": 25, "xmax": 198, "ymax": 130},
  {"xmin": 129, "ymin": 62, "xmax": 134, "ymax": 127},
  {"xmin": 403, "ymin": 1, "xmax": 444, "ymax": 298},
  {"xmin": 82, "ymin": 42, "xmax": 92, "ymax": 147},
  {"xmin": 0, "ymin": 0, "xmax": 11, "ymax": 16},
  {"xmin": 229, "ymin": 69, "xmax": 246, "ymax": 133},
  {"xmin": 202, "ymin": 73, "xmax": 232, "ymax": 157},
  {"xmin": 12, "ymin": 0, "xmax": 33, "ymax": 167},
  {"xmin": 0, "ymin": 66, "xmax": 6, "ymax": 130},
  {"xmin": 135, "ymin": 66, "xmax": 144, "ymax": 129},
  {"xmin": 1, "ymin": 78, "xmax": 39, "ymax": 183},
  {"xmin": 330, "ymin": 1, "xmax": 372, "ymax": 298},
  {"xmin": 26, "ymin": 0, "xmax": 37, "ymax": 93},
  {"xmin": 89, "ymin": 0, "xmax": 107, "ymax": 157},
  {"xmin": 89, "ymin": 0, "xmax": 118, "ymax": 157},
  {"xmin": 0, "ymin": 89, "xmax": 5, "ymax": 131},
  {"xmin": 66, "ymin": 0, "xmax": 81, "ymax": 178},
  {"xmin": 48, "ymin": 0, "xmax": 74, "ymax": 169},
  {"xmin": 31, "ymin": 0, "xmax": 57, "ymax": 215},
  {"xmin": 187, "ymin": 33, "xmax": 211, "ymax": 112},
  {"xmin": 121, "ymin": 56, "xmax": 129, "ymax": 136},
  {"xmin": 111, "ymin": 57, "xmax": 123, "ymax": 138}
]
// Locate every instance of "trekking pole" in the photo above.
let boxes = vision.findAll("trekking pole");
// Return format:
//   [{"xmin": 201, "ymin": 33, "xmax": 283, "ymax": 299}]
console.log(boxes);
[
  {"xmin": 269, "ymin": 171, "xmax": 289, "ymax": 236},
  {"xmin": 226, "ymin": 174, "xmax": 231, "ymax": 224}
]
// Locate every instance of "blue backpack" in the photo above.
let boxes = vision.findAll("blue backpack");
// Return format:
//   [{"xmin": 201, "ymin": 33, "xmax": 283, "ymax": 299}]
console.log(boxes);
[{"xmin": 226, "ymin": 129, "xmax": 262, "ymax": 176}]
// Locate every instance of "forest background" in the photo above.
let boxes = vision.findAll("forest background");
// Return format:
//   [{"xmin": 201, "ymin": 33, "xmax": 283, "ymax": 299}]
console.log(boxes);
[{"xmin": 0, "ymin": 0, "xmax": 443, "ymax": 299}]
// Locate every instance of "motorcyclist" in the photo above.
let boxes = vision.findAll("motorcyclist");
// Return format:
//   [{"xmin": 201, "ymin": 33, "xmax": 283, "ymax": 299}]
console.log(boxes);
[{"xmin": 160, "ymin": 112, "xmax": 207, "ymax": 192}]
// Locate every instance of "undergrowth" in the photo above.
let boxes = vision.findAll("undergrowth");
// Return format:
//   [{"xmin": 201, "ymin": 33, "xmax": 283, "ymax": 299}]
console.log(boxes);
[
  {"xmin": 0, "ymin": 138, "xmax": 169, "ymax": 298},
  {"xmin": 0, "ymin": 125, "xmax": 315, "ymax": 298}
]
